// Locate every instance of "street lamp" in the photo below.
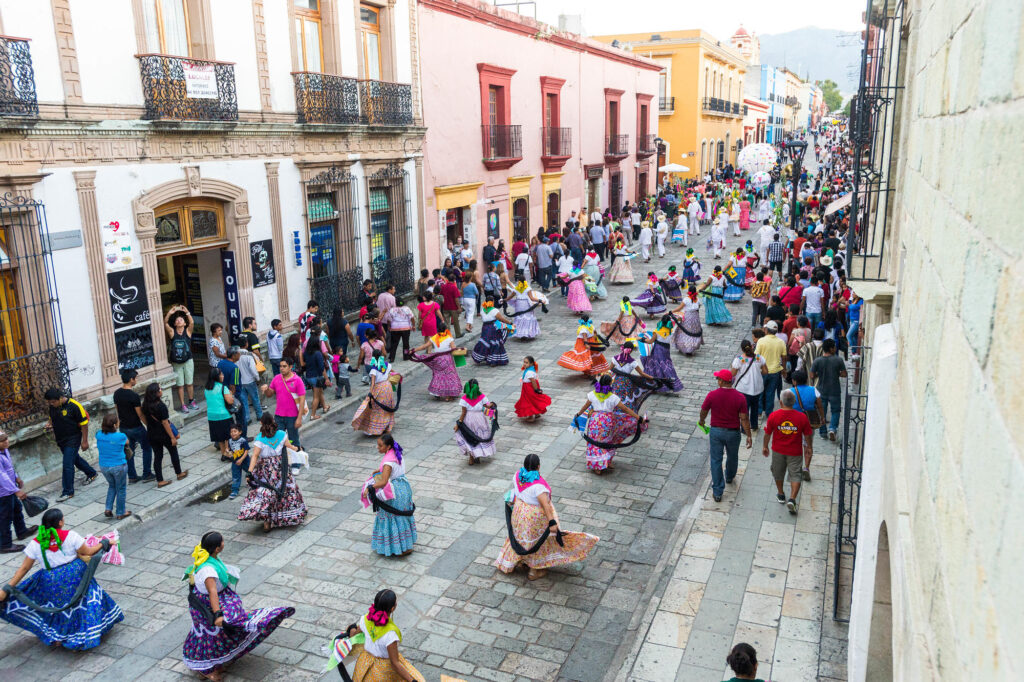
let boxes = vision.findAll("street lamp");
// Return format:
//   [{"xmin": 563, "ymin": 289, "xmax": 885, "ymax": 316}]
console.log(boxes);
[{"xmin": 783, "ymin": 140, "xmax": 808, "ymax": 234}]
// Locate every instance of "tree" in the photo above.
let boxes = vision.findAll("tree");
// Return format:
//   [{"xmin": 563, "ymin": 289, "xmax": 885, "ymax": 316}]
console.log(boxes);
[
  {"xmin": 843, "ymin": 97, "xmax": 852, "ymax": 117},
  {"xmin": 817, "ymin": 79, "xmax": 843, "ymax": 112}
]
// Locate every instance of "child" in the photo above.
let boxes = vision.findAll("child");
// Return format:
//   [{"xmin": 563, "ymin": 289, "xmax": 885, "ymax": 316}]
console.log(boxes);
[
  {"xmin": 514, "ymin": 356, "xmax": 551, "ymax": 422},
  {"xmin": 359, "ymin": 330, "xmax": 386, "ymax": 385},
  {"xmin": 267, "ymin": 318, "xmax": 284, "ymax": 376},
  {"xmin": 228, "ymin": 423, "xmax": 250, "ymax": 500},
  {"xmin": 332, "ymin": 348, "xmax": 352, "ymax": 399},
  {"xmin": 0, "ymin": 430, "xmax": 36, "ymax": 552}
]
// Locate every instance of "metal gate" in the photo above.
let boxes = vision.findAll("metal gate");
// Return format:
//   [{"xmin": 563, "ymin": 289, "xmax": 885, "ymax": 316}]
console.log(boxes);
[
  {"xmin": 366, "ymin": 165, "xmax": 414, "ymax": 297},
  {"xmin": 0, "ymin": 193, "xmax": 70, "ymax": 431},
  {"xmin": 609, "ymin": 170, "xmax": 622, "ymax": 214},
  {"xmin": 305, "ymin": 167, "xmax": 363, "ymax": 316}
]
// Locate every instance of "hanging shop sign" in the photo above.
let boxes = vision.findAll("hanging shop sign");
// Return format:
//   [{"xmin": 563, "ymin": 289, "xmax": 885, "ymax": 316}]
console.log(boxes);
[
  {"xmin": 221, "ymin": 250, "xmax": 243, "ymax": 343},
  {"xmin": 107, "ymin": 267, "xmax": 154, "ymax": 369}
]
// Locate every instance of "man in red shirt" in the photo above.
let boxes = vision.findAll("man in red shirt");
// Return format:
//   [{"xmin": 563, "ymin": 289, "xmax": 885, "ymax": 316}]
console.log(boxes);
[
  {"xmin": 437, "ymin": 274, "xmax": 463, "ymax": 338},
  {"xmin": 699, "ymin": 369, "xmax": 752, "ymax": 503},
  {"xmin": 763, "ymin": 390, "xmax": 814, "ymax": 514},
  {"xmin": 791, "ymin": 231, "xmax": 807, "ymax": 260}
]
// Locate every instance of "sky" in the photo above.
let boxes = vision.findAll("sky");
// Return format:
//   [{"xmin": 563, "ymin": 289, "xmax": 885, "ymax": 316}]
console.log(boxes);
[{"xmin": 487, "ymin": 0, "xmax": 865, "ymax": 40}]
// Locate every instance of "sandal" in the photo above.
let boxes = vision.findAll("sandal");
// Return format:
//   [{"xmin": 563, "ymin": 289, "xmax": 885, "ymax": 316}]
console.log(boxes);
[
  {"xmin": 117, "ymin": 511, "xmax": 133, "ymax": 520},
  {"xmin": 157, "ymin": 480, "xmax": 171, "ymax": 488},
  {"xmin": 311, "ymin": 415, "xmax": 321, "ymax": 421},
  {"xmin": 177, "ymin": 470, "xmax": 189, "ymax": 480},
  {"xmin": 262, "ymin": 522, "xmax": 271, "ymax": 533},
  {"xmin": 527, "ymin": 568, "xmax": 548, "ymax": 581},
  {"xmin": 199, "ymin": 671, "xmax": 224, "ymax": 682}
]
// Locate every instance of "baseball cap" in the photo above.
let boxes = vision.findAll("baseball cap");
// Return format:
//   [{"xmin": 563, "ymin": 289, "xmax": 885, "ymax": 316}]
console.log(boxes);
[
  {"xmin": 713, "ymin": 369, "xmax": 734, "ymax": 382},
  {"xmin": 765, "ymin": 321, "xmax": 779, "ymax": 332}
]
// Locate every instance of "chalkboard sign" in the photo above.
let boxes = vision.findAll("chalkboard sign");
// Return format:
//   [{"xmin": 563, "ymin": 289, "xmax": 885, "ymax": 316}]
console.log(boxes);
[
  {"xmin": 107, "ymin": 267, "xmax": 150, "ymax": 331},
  {"xmin": 114, "ymin": 326, "xmax": 155, "ymax": 370},
  {"xmin": 249, "ymin": 239, "xmax": 275, "ymax": 288}
]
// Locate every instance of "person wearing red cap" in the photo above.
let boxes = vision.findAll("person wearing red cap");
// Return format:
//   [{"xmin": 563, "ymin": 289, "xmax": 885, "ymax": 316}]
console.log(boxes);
[{"xmin": 698, "ymin": 369, "xmax": 752, "ymax": 502}]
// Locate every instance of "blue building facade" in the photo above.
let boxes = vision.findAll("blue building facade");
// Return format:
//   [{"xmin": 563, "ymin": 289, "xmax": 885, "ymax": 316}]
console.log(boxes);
[{"xmin": 759, "ymin": 65, "xmax": 785, "ymax": 143}]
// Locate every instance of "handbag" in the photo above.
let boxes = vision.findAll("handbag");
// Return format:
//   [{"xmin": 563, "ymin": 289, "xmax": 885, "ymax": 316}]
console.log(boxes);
[
  {"xmin": 794, "ymin": 386, "xmax": 823, "ymax": 428},
  {"xmin": 223, "ymin": 386, "xmax": 240, "ymax": 415},
  {"xmin": 21, "ymin": 495, "xmax": 49, "ymax": 517}
]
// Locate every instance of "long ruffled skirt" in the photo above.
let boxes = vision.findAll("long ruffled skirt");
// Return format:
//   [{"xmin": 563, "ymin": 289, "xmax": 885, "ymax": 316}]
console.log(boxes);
[
  {"xmin": 608, "ymin": 257, "xmax": 634, "ymax": 284},
  {"xmin": 371, "ymin": 474, "xmax": 417, "ymax": 556},
  {"xmin": 411, "ymin": 351, "xmax": 461, "ymax": 398},
  {"xmin": 453, "ymin": 409, "xmax": 496, "ymax": 460},
  {"xmin": 610, "ymin": 373, "xmax": 651, "ymax": 411},
  {"xmin": 510, "ymin": 298, "xmax": 540, "ymax": 339},
  {"xmin": 599, "ymin": 315, "xmax": 647, "ymax": 345},
  {"xmin": 703, "ymin": 286, "xmax": 733, "ymax": 324},
  {"xmin": 724, "ymin": 266, "xmax": 746, "ymax": 301},
  {"xmin": 585, "ymin": 410, "xmax": 639, "ymax": 471},
  {"xmin": 661, "ymin": 277, "xmax": 683, "ymax": 301},
  {"xmin": 471, "ymin": 322, "xmax": 509, "ymax": 366},
  {"xmin": 557, "ymin": 338, "xmax": 609, "ymax": 376},
  {"xmin": 641, "ymin": 341, "xmax": 683, "ymax": 393},
  {"xmin": 673, "ymin": 309, "xmax": 704, "ymax": 355},
  {"xmin": 632, "ymin": 288, "xmax": 667, "ymax": 316},
  {"xmin": 514, "ymin": 381, "xmax": 551, "ymax": 417},
  {"xmin": 182, "ymin": 587, "xmax": 293, "ymax": 673},
  {"xmin": 351, "ymin": 380, "xmax": 396, "ymax": 435},
  {"xmin": 566, "ymin": 279, "xmax": 591, "ymax": 312},
  {"xmin": 237, "ymin": 455, "xmax": 307, "ymax": 528},
  {"xmin": 352, "ymin": 646, "xmax": 426, "ymax": 681},
  {"xmin": 494, "ymin": 498, "xmax": 598, "ymax": 572},
  {"xmin": 0, "ymin": 560, "xmax": 122, "ymax": 650}
]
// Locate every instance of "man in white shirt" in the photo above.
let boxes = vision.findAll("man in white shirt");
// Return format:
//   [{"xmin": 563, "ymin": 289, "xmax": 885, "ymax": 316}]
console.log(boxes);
[
  {"xmin": 655, "ymin": 215, "xmax": 669, "ymax": 258},
  {"xmin": 590, "ymin": 208, "xmax": 603, "ymax": 226},
  {"xmin": 674, "ymin": 212, "xmax": 688, "ymax": 247},
  {"xmin": 630, "ymin": 208, "xmax": 642, "ymax": 240},
  {"xmin": 711, "ymin": 212, "xmax": 727, "ymax": 259},
  {"xmin": 514, "ymin": 249, "xmax": 532, "ymax": 278},
  {"xmin": 459, "ymin": 241, "xmax": 473, "ymax": 267},
  {"xmin": 800, "ymin": 275, "xmax": 825, "ymax": 328},
  {"xmin": 687, "ymin": 197, "xmax": 701, "ymax": 235},
  {"xmin": 638, "ymin": 221, "xmax": 654, "ymax": 262},
  {"xmin": 757, "ymin": 219, "xmax": 777, "ymax": 263}
]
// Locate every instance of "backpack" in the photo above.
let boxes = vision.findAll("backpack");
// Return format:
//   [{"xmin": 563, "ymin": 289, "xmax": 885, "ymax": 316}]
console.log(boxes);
[
  {"xmin": 169, "ymin": 334, "xmax": 192, "ymax": 364},
  {"xmin": 788, "ymin": 329, "xmax": 808, "ymax": 355}
]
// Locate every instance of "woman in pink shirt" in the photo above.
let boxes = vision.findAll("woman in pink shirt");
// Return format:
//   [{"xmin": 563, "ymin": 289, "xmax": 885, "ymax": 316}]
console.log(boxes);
[
  {"xmin": 417, "ymin": 292, "xmax": 441, "ymax": 340},
  {"xmin": 261, "ymin": 357, "xmax": 306, "ymax": 454}
]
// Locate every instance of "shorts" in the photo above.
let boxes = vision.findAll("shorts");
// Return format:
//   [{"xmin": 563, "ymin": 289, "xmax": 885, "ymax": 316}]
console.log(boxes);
[
  {"xmin": 771, "ymin": 450, "xmax": 803, "ymax": 482},
  {"xmin": 306, "ymin": 376, "xmax": 321, "ymax": 388},
  {"xmin": 171, "ymin": 359, "xmax": 194, "ymax": 387}
]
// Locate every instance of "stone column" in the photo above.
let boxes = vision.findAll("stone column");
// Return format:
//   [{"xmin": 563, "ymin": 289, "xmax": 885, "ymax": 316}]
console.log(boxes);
[
  {"xmin": 264, "ymin": 162, "xmax": 290, "ymax": 321},
  {"xmin": 73, "ymin": 171, "xmax": 119, "ymax": 390},
  {"xmin": 132, "ymin": 205, "xmax": 169, "ymax": 377}
]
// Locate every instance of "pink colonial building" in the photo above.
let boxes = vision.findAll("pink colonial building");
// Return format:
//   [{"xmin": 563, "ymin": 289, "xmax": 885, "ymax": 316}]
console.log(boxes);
[{"xmin": 418, "ymin": 0, "xmax": 661, "ymax": 268}]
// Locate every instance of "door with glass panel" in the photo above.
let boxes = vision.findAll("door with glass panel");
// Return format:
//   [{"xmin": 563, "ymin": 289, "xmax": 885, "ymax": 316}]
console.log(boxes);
[
  {"xmin": 361, "ymin": 4, "xmax": 384, "ymax": 122},
  {"xmin": 294, "ymin": 0, "xmax": 326, "ymax": 120}
]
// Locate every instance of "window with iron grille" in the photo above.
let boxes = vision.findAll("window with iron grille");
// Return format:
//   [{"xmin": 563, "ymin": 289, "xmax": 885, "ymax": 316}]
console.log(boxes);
[
  {"xmin": 304, "ymin": 167, "xmax": 362, "ymax": 314},
  {"xmin": 366, "ymin": 165, "xmax": 414, "ymax": 296}
]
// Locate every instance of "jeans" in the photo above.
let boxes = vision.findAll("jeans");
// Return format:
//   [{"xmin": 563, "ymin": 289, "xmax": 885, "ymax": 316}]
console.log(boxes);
[
  {"xmin": 275, "ymin": 414, "xmax": 301, "ymax": 449},
  {"xmin": 334, "ymin": 377, "xmax": 351, "ymax": 398},
  {"xmin": 59, "ymin": 440, "xmax": 97, "ymax": 496},
  {"xmin": 743, "ymin": 393, "xmax": 761, "ymax": 430},
  {"xmin": 708, "ymin": 427, "xmax": 741, "ymax": 497},
  {"xmin": 100, "ymin": 464, "xmax": 128, "ymax": 516},
  {"xmin": 819, "ymin": 392, "xmax": 842, "ymax": 436},
  {"xmin": 0, "ymin": 494, "xmax": 28, "ymax": 548},
  {"xmin": 846, "ymin": 321, "xmax": 860, "ymax": 352},
  {"xmin": 751, "ymin": 301, "xmax": 767, "ymax": 327},
  {"xmin": 237, "ymin": 382, "xmax": 262, "ymax": 431},
  {"xmin": 269, "ymin": 358, "xmax": 281, "ymax": 376},
  {"xmin": 230, "ymin": 454, "xmax": 251, "ymax": 495},
  {"xmin": 152, "ymin": 441, "xmax": 181, "ymax": 482},
  {"xmin": 806, "ymin": 312, "xmax": 822, "ymax": 329},
  {"xmin": 536, "ymin": 265, "xmax": 552, "ymax": 290},
  {"xmin": 121, "ymin": 425, "xmax": 152, "ymax": 480},
  {"xmin": 760, "ymin": 372, "xmax": 783, "ymax": 416}
]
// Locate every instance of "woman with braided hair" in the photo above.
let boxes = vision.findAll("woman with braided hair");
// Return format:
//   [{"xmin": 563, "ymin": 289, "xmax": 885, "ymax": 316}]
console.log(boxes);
[
  {"xmin": 362, "ymin": 436, "xmax": 417, "ymax": 557},
  {"xmin": 608, "ymin": 341, "xmax": 658, "ymax": 410},
  {"xmin": 238, "ymin": 413, "xmax": 307, "ymax": 532},
  {"xmin": 351, "ymin": 351, "xmax": 398, "ymax": 436},
  {"xmin": 341, "ymin": 589, "xmax": 424, "ymax": 681},
  {"xmin": 599, "ymin": 297, "xmax": 647, "ymax": 346},
  {"xmin": 631, "ymin": 272, "xmax": 668, "ymax": 317},
  {"xmin": 505, "ymin": 273, "xmax": 544, "ymax": 340},
  {"xmin": 0, "ymin": 508, "xmax": 122, "ymax": 649},
  {"xmin": 557, "ymin": 315, "xmax": 610, "ymax": 377},
  {"xmin": 699, "ymin": 265, "xmax": 733, "ymax": 325},
  {"xmin": 182, "ymin": 531, "xmax": 294, "ymax": 680},
  {"xmin": 574, "ymin": 374, "xmax": 645, "ymax": 474},
  {"xmin": 453, "ymin": 379, "xmax": 498, "ymax": 464},
  {"xmin": 495, "ymin": 455, "xmax": 598, "ymax": 580},
  {"xmin": 671, "ymin": 286, "xmax": 705, "ymax": 355},
  {"xmin": 471, "ymin": 296, "xmax": 514, "ymax": 366}
]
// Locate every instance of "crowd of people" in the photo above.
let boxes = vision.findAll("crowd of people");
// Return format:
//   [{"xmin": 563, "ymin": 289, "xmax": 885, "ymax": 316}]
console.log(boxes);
[{"xmin": 0, "ymin": 123, "xmax": 857, "ymax": 680}]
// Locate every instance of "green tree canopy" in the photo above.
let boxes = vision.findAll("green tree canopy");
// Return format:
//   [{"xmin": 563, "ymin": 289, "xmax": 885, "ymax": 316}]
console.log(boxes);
[{"xmin": 817, "ymin": 79, "xmax": 844, "ymax": 112}]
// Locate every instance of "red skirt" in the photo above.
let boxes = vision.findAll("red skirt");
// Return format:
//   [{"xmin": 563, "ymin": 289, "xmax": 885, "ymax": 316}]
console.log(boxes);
[{"xmin": 515, "ymin": 382, "xmax": 552, "ymax": 417}]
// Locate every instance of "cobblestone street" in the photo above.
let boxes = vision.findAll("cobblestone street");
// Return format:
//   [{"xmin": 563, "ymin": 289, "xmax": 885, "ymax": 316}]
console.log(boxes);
[{"xmin": 0, "ymin": 230, "xmax": 845, "ymax": 682}]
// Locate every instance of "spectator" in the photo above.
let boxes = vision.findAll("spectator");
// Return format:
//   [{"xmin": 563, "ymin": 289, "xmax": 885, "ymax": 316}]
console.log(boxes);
[
  {"xmin": 112, "ymin": 369, "xmax": 154, "ymax": 483},
  {"xmin": 141, "ymin": 382, "xmax": 186, "ymax": 487},
  {"xmin": 297, "ymin": 299, "xmax": 319, "ymax": 347},
  {"xmin": 384, "ymin": 296, "xmax": 415, "ymax": 361},
  {"xmin": 355, "ymin": 311, "xmax": 375, "ymax": 347},
  {"xmin": 846, "ymin": 292, "xmax": 863, "ymax": 355},
  {"xmin": 227, "ymin": 423, "xmax": 250, "ymax": 500},
  {"xmin": 438, "ymin": 274, "xmax": 463, "ymax": 338},
  {"xmin": 331, "ymin": 350, "xmax": 352, "ymax": 399},
  {"xmin": 533, "ymin": 238, "xmax": 553, "ymax": 292},
  {"xmin": 417, "ymin": 291, "xmax": 442, "ymax": 341},
  {"xmin": 801, "ymin": 275, "xmax": 826, "ymax": 328},
  {"xmin": 763, "ymin": 390, "xmax": 814, "ymax": 514},
  {"xmin": 267, "ymin": 318, "xmax": 285, "ymax": 376},
  {"xmin": 95, "ymin": 414, "xmax": 131, "ymax": 520},
  {"xmin": 726, "ymin": 642, "xmax": 763, "ymax": 681},
  {"xmin": 358, "ymin": 279, "xmax": 376, "ymax": 311},
  {"xmin": 282, "ymin": 332, "xmax": 302, "ymax": 370},
  {"xmin": 698, "ymin": 369, "xmax": 753, "ymax": 503},
  {"xmin": 482, "ymin": 237, "xmax": 497, "ymax": 266},
  {"xmin": 235, "ymin": 346, "xmax": 263, "ymax": 437},
  {"xmin": 303, "ymin": 333, "xmax": 329, "ymax": 420},
  {"xmin": 239, "ymin": 316, "xmax": 262, "ymax": 362},
  {"xmin": 789, "ymin": 369, "xmax": 825, "ymax": 481},
  {"xmin": 217, "ymin": 347, "xmax": 241, "ymax": 397},
  {"xmin": 730, "ymin": 340, "xmax": 767, "ymax": 430},
  {"xmin": 754, "ymin": 321, "xmax": 787, "ymax": 417},
  {"xmin": 767, "ymin": 232, "xmax": 786, "ymax": 273},
  {"xmin": 206, "ymin": 322, "xmax": 228, "ymax": 370},
  {"xmin": 810, "ymin": 339, "xmax": 848, "ymax": 441},
  {"xmin": 163, "ymin": 304, "xmax": 197, "ymax": 413},
  {"xmin": 204, "ymin": 368, "xmax": 235, "ymax": 463},
  {"xmin": 261, "ymin": 357, "xmax": 306, "ymax": 458},
  {"xmin": 44, "ymin": 388, "xmax": 97, "ymax": 502},
  {"xmin": 0, "ymin": 430, "xmax": 37, "ymax": 553},
  {"xmin": 589, "ymin": 221, "xmax": 607, "ymax": 261}
]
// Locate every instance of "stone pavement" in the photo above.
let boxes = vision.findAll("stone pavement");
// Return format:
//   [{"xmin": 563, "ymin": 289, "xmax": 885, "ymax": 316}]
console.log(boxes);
[{"xmin": 0, "ymin": 226, "xmax": 844, "ymax": 682}]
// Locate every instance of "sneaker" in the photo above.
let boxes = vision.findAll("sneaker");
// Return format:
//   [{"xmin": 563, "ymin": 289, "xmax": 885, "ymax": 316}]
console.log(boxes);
[
  {"xmin": 787, "ymin": 498, "xmax": 798, "ymax": 514},
  {"xmin": 179, "ymin": 405, "xmax": 190, "ymax": 414},
  {"xmin": 220, "ymin": 455, "xmax": 232, "ymax": 463},
  {"xmin": 140, "ymin": 474, "xmax": 157, "ymax": 482},
  {"xmin": 777, "ymin": 493, "xmax": 786, "ymax": 504},
  {"xmin": 713, "ymin": 494, "xmax": 722, "ymax": 502},
  {"xmin": 802, "ymin": 468, "xmax": 811, "ymax": 482},
  {"xmin": 128, "ymin": 477, "xmax": 141, "ymax": 484},
  {"xmin": 726, "ymin": 477, "xmax": 735, "ymax": 485},
  {"xmin": 229, "ymin": 492, "xmax": 238, "ymax": 500},
  {"xmin": 189, "ymin": 400, "xmax": 198, "ymax": 410},
  {"xmin": 829, "ymin": 430, "xmax": 836, "ymax": 442},
  {"xmin": 57, "ymin": 493, "xmax": 74, "ymax": 502},
  {"xmin": 83, "ymin": 475, "xmax": 98, "ymax": 486},
  {"xmin": 16, "ymin": 525, "xmax": 37, "ymax": 541}
]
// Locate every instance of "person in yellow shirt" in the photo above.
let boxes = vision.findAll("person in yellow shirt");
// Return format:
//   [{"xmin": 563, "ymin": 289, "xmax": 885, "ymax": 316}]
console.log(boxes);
[{"xmin": 754, "ymin": 321, "xmax": 787, "ymax": 418}]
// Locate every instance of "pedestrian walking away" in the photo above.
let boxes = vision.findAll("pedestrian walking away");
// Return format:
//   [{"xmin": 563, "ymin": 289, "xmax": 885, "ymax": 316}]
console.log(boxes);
[
  {"xmin": 699, "ymin": 369, "xmax": 753, "ymax": 502},
  {"xmin": 763, "ymin": 390, "xmax": 814, "ymax": 514}
]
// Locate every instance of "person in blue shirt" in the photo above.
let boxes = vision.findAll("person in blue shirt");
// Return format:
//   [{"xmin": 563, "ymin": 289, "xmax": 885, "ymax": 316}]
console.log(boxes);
[
  {"xmin": 217, "ymin": 347, "xmax": 241, "ymax": 394},
  {"xmin": 355, "ymin": 313, "xmax": 376, "ymax": 346},
  {"xmin": 846, "ymin": 293, "xmax": 863, "ymax": 355},
  {"xmin": 95, "ymin": 413, "xmax": 131, "ymax": 519}
]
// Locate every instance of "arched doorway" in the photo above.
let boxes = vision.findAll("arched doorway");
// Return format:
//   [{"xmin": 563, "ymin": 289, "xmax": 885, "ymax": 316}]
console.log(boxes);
[
  {"xmin": 512, "ymin": 197, "xmax": 529, "ymax": 241},
  {"xmin": 546, "ymin": 191, "xmax": 560, "ymax": 230}
]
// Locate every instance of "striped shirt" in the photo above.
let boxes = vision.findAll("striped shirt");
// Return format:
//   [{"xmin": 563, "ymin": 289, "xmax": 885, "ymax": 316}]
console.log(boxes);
[{"xmin": 767, "ymin": 241, "xmax": 786, "ymax": 263}]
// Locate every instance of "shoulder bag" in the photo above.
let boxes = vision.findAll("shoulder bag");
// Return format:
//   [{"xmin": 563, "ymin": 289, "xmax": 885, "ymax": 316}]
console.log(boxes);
[{"xmin": 793, "ymin": 386, "xmax": 823, "ymax": 428}]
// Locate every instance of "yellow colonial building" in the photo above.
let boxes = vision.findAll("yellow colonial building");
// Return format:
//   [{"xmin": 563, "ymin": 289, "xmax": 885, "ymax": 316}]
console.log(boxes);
[{"xmin": 594, "ymin": 30, "xmax": 746, "ymax": 180}]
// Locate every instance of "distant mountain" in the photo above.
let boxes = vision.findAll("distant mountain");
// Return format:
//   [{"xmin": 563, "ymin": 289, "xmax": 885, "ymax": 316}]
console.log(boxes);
[{"xmin": 758, "ymin": 27, "xmax": 862, "ymax": 96}]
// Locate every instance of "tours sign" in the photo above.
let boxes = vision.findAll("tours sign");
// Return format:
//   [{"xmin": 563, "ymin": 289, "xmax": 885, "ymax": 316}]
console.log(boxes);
[{"xmin": 221, "ymin": 250, "xmax": 243, "ymax": 343}]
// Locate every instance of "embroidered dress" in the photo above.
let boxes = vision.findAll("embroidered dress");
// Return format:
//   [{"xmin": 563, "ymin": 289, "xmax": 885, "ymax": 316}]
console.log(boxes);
[
  {"xmin": 599, "ymin": 312, "xmax": 647, "ymax": 345},
  {"xmin": 369, "ymin": 451, "xmax": 417, "ymax": 556},
  {"xmin": 582, "ymin": 255, "xmax": 607, "ymax": 300},
  {"xmin": 641, "ymin": 333, "xmax": 684, "ymax": 393},
  {"xmin": 453, "ymin": 394, "xmax": 497, "ymax": 460},
  {"xmin": 557, "ymin": 328, "xmax": 609, "ymax": 376},
  {"xmin": 508, "ymin": 286, "xmax": 541, "ymax": 339},
  {"xmin": 495, "ymin": 473, "xmax": 598, "ymax": 573},
  {"xmin": 740, "ymin": 200, "xmax": 751, "ymax": 230},
  {"xmin": 583, "ymin": 392, "xmax": 638, "ymax": 471},
  {"xmin": 661, "ymin": 273, "xmax": 683, "ymax": 302},
  {"xmin": 565, "ymin": 272, "xmax": 592, "ymax": 312},
  {"xmin": 237, "ymin": 432, "xmax": 307, "ymax": 528},
  {"xmin": 471, "ymin": 309, "xmax": 510, "ymax": 366},
  {"xmin": 514, "ymin": 368, "xmax": 551, "ymax": 418},
  {"xmin": 682, "ymin": 257, "xmax": 702, "ymax": 284},
  {"xmin": 631, "ymin": 282, "xmax": 667, "ymax": 316},
  {"xmin": 609, "ymin": 357, "xmax": 650, "ymax": 411},
  {"xmin": 350, "ymin": 615, "xmax": 425, "ymax": 682},
  {"xmin": 410, "ymin": 336, "xmax": 461, "ymax": 398},
  {"xmin": 703, "ymin": 276, "xmax": 733, "ymax": 325},
  {"xmin": 0, "ymin": 531, "xmax": 122, "ymax": 650},
  {"xmin": 673, "ymin": 301, "xmax": 704, "ymax": 354},
  {"xmin": 352, "ymin": 366, "xmax": 397, "ymax": 435},
  {"xmin": 608, "ymin": 250, "xmax": 635, "ymax": 284},
  {"xmin": 182, "ymin": 562, "xmax": 293, "ymax": 674},
  {"xmin": 724, "ymin": 257, "xmax": 746, "ymax": 302}
]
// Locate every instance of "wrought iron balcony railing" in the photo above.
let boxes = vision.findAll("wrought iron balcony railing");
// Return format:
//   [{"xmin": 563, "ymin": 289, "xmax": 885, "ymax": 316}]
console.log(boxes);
[
  {"xmin": 0, "ymin": 36, "xmax": 38, "ymax": 117},
  {"xmin": 542, "ymin": 126, "xmax": 571, "ymax": 157},
  {"xmin": 637, "ymin": 133, "xmax": 657, "ymax": 156},
  {"xmin": 659, "ymin": 96, "xmax": 675, "ymax": 113},
  {"xmin": 137, "ymin": 54, "xmax": 237, "ymax": 121},
  {"xmin": 359, "ymin": 79, "xmax": 413, "ymax": 126},
  {"xmin": 293, "ymin": 72, "xmax": 360, "ymax": 124},
  {"xmin": 702, "ymin": 97, "xmax": 730, "ymax": 114},
  {"xmin": 482, "ymin": 125, "xmax": 522, "ymax": 161},
  {"xmin": 605, "ymin": 134, "xmax": 629, "ymax": 157}
]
